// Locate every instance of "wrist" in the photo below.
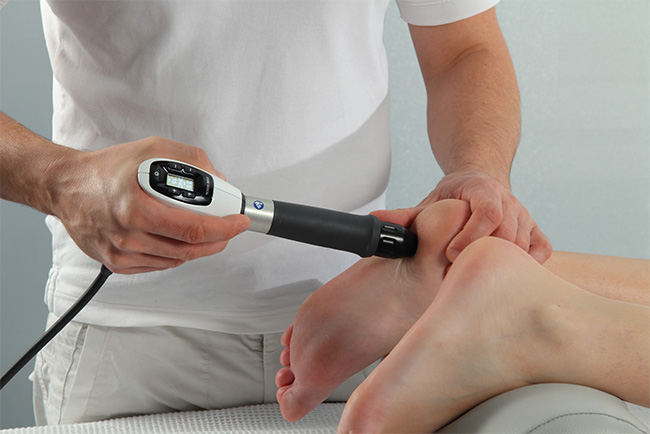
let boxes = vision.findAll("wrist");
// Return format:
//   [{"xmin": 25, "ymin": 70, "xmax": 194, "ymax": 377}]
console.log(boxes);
[
  {"xmin": 0, "ymin": 114, "xmax": 87, "ymax": 215},
  {"xmin": 37, "ymin": 143, "xmax": 85, "ymax": 216},
  {"xmin": 444, "ymin": 165, "xmax": 512, "ymax": 191}
]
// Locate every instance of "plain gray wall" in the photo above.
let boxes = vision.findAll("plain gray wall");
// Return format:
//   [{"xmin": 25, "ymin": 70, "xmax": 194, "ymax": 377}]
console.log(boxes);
[{"xmin": 1, "ymin": 0, "xmax": 648, "ymax": 429}]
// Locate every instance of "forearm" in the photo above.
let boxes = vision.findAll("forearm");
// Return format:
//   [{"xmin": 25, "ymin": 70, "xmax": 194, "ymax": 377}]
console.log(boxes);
[
  {"xmin": 0, "ymin": 112, "xmax": 78, "ymax": 214},
  {"xmin": 416, "ymin": 28, "xmax": 520, "ymax": 188},
  {"xmin": 406, "ymin": 13, "xmax": 552, "ymax": 263}
]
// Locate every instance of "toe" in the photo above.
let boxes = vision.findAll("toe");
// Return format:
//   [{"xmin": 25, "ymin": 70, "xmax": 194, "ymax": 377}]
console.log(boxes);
[
  {"xmin": 281, "ymin": 324, "xmax": 294, "ymax": 346},
  {"xmin": 278, "ymin": 381, "xmax": 332, "ymax": 423},
  {"xmin": 275, "ymin": 367, "xmax": 295, "ymax": 388},
  {"xmin": 280, "ymin": 347, "xmax": 291, "ymax": 367},
  {"xmin": 276, "ymin": 384, "xmax": 291, "ymax": 404},
  {"xmin": 278, "ymin": 386, "xmax": 307, "ymax": 423}
]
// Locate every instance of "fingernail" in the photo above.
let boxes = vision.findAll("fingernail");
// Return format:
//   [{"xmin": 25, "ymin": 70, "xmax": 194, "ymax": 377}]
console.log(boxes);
[{"xmin": 238, "ymin": 218, "xmax": 251, "ymax": 234}]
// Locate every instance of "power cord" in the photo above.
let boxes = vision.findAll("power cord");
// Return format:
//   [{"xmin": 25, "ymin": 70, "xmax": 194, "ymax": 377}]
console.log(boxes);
[{"xmin": 0, "ymin": 264, "xmax": 112, "ymax": 390}]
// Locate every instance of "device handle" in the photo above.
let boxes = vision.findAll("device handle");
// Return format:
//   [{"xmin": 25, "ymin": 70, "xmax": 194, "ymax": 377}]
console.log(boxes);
[{"xmin": 267, "ymin": 201, "xmax": 417, "ymax": 258}]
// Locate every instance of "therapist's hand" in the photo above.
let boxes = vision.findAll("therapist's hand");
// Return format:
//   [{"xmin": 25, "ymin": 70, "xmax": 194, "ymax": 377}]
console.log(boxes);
[
  {"xmin": 374, "ymin": 170, "xmax": 551, "ymax": 264},
  {"xmin": 428, "ymin": 171, "xmax": 551, "ymax": 263},
  {"xmin": 47, "ymin": 137, "xmax": 250, "ymax": 274}
]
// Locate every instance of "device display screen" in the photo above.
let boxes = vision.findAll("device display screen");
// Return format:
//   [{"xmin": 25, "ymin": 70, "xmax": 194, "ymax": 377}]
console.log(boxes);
[{"xmin": 166, "ymin": 173, "xmax": 194, "ymax": 191}]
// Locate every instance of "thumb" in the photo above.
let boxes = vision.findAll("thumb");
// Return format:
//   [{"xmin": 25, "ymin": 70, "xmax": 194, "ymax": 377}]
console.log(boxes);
[{"xmin": 371, "ymin": 206, "xmax": 422, "ymax": 228}]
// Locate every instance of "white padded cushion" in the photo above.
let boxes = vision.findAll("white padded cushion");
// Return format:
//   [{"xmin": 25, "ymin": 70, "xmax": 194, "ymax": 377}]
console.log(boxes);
[
  {"xmin": 438, "ymin": 384, "xmax": 648, "ymax": 433},
  {"xmin": 1, "ymin": 403, "xmax": 343, "ymax": 433},
  {"xmin": 2, "ymin": 384, "xmax": 648, "ymax": 433}
]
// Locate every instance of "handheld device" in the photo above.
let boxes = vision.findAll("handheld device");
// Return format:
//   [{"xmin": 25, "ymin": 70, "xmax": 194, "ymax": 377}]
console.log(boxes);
[
  {"xmin": 0, "ymin": 158, "xmax": 419, "ymax": 392},
  {"xmin": 138, "ymin": 158, "xmax": 418, "ymax": 258}
]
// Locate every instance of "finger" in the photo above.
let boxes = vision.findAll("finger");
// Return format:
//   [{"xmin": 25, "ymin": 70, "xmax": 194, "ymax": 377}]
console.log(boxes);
[
  {"xmin": 105, "ymin": 237, "xmax": 233, "ymax": 273},
  {"xmin": 114, "ymin": 231, "xmax": 232, "ymax": 262},
  {"xmin": 109, "ymin": 265, "xmax": 174, "ymax": 275},
  {"xmin": 144, "ymin": 203, "xmax": 250, "ymax": 244},
  {"xmin": 513, "ymin": 213, "xmax": 535, "ymax": 253},
  {"xmin": 489, "ymin": 201, "xmax": 518, "ymax": 243},
  {"xmin": 370, "ymin": 188, "xmax": 444, "ymax": 228},
  {"xmin": 447, "ymin": 199, "xmax": 503, "ymax": 261},
  {"xmin": 528, "ymin": 225, "xmax": 553, "ymax": 264},
  {"xmin": 103, "ymin": 250, "xmax": 185, "ymax": 274},
  {"xmin": 371, "ymin": 207, "xmax": 423, "ymax": 228}
]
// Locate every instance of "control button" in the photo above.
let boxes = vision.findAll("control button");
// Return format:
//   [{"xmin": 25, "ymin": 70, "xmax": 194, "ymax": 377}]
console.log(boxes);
[
  {"xmin": 152, "ymin": 166, "xmax": 165, "ymax": 181},
  {"xmin": 381, "ymin": 237, "xmax": 396, "ymax": 245},
  {"xmin": 382, "ymin": 224, "xmax": 398, "ymax": 234},
  {"xmin": 182, "ymin": 191, "xmax": 196, "ymax": 199},
  {"xmin": 168, "ymin": 187, "xmax": 180, "ymax": 196},
  {"xmin": 182, "ymin": 165, "xmax": 195, "ymax": 174},
  {"xmin": 169, "ymin": 163, "xmax": 181, "ymax": 170}
]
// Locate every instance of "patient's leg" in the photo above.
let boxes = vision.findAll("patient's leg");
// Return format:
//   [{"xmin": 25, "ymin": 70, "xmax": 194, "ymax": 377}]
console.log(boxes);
[
  {"xmin": 544, "ymin": 251, "xmax": 650, "ymax": 305},
  {"xmin": 275, "ymin": 199, "xmax": 470, "ymax": 422},
  {"xmin": 337, "ymin": 237, "xmax": 649, "ymax": 434}
]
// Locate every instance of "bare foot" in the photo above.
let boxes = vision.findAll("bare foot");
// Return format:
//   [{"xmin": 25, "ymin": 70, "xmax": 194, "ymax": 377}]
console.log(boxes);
[
  {"xmin": 336, "ymin": 237, "xmax": 600, "ymax": 433},
  {"xmin": 276, "ymin": 200, "xmax": 470, "ymax": 422}
]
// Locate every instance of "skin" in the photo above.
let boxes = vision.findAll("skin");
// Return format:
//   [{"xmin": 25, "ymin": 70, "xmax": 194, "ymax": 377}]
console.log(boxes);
[
  {"xmin": 276, "ymin": 199, "xmax": 649, "ymax": 425},
  {"xmin": 275, "ymin": 200, "xmax": 471, "ymax": 422},
  {"xmin": 337, "ymin": 237, "xmax": 649, "ymax": 433},
  {"xmin": 0, "ymin": 114, "xmax": 250, "ymax": 274},
  {"xmin": 407, "ymin": 8, "xmax": 551, "ymax": 264},
  {"xmin": 1, "ymin": 6, "xmax": 550, "ymax": 276},
  {"xmin": 544, "ymin": 251, "xmax": 650, "ymax": 306}
]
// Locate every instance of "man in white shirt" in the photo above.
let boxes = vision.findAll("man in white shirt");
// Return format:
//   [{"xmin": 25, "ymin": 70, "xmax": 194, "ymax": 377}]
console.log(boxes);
[{"xmin": 0, "ymin": 0, "xmax": 550, "ymax": 424}]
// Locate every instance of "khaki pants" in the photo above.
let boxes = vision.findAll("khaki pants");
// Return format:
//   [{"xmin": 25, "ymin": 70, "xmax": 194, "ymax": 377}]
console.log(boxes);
[{"xmin": 32, "ymin": 315, "xmax": 371, "ymax": 425}]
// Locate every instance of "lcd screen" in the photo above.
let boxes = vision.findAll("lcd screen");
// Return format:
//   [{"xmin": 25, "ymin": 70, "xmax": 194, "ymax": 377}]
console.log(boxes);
[{"xmin": 166, "ymin": 173, "xmax": 194, "ymax": 191}]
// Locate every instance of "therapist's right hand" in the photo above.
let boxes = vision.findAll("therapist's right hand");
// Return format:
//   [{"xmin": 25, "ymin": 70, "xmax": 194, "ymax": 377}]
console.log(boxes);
[{"xmin": 48, "ymin": 137, "xmax": 251, "ymax": 274}]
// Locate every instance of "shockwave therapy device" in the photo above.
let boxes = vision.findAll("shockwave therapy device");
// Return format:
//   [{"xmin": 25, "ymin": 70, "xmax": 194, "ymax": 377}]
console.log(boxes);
[
  {"xmin": 137, "ymin": 158, "xmax": 418, "ymax": 258},
  {"xmin": 1, "ymin": 158, "xmax": 417, "ymax": 390}
]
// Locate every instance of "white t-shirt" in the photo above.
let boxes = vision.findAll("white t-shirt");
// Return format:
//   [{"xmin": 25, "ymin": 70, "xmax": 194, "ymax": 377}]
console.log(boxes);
[{"xmin": 39, "ymin": 0, "xmax": 499, "ymax": 334}]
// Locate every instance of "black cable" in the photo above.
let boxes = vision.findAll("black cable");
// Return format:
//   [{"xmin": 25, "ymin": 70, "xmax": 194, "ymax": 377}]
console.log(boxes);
[{"xmin": 0, "ymin": 265, "xmax": 112, "ymax": 390}]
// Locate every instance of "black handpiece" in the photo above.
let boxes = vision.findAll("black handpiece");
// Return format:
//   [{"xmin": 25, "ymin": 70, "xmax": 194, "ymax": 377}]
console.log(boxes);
[
  {"xmin": 139, "ymin": 158, "xmax": 419, "ymax": 258},
  {"xmin": 267, "ymin": 201, "xmax": 417, "ymax": 258}
]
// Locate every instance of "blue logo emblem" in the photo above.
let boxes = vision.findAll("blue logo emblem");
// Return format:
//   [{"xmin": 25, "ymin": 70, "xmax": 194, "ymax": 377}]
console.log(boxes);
[{"xmin": 253, "ymin": 200, "xmax": 264, "ymax": 210}]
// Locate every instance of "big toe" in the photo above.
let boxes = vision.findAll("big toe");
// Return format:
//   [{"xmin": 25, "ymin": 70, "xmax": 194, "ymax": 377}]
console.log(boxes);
[{"xmin": 278, "ymin": 382, "xmax": 328, "ymax": 423}]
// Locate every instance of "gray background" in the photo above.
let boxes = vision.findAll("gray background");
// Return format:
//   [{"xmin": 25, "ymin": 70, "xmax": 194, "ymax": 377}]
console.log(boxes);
[{"xmin": 1, "ymin": 0, "xmax": 648, "ymax": 429}]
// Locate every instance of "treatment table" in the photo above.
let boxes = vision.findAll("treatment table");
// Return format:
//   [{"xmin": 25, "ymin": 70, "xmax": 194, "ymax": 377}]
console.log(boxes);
[{"xmin": 2, "ymin": 384, "xmax": 648, "ymax": 433}]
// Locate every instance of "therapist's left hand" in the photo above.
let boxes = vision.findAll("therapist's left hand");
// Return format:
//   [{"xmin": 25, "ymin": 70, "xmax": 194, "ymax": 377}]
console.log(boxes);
[{"xmin": 374, "ymin": 170, "xmax": 552, "ymax": 264}]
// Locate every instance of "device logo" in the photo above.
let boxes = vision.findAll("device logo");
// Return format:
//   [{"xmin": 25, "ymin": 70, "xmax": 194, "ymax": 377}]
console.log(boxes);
[{"xmin": 253, "ymin": 200, "xmax": 265, "ymax": 210}]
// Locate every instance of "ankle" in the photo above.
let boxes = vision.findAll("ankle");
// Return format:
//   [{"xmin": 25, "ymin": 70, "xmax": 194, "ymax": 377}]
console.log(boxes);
[{"xmin": 521, "ymin": 288, "xmax": 585, "ymax": 384}]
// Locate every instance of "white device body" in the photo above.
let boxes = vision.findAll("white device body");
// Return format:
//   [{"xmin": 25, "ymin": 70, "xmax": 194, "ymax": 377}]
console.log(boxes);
[
  {"xmin": 137, "ymin": 158, "xmax": 244, "ymax": 217},
  {"xmin": 137, "ymin": 158, "xmax": 417, "ymax": 256}
]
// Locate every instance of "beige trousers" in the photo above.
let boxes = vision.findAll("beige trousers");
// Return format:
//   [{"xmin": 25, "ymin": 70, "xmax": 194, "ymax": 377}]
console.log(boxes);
[{"xmin": 31, "ymin": 315, "xmax": 371, "ymax": 425}]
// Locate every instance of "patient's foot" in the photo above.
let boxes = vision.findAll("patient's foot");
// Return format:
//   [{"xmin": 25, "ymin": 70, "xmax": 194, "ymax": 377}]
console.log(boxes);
[
  {"xmin": 276, "ymin": 200, "xmax": 470, "ymax": 422},
  {"xmin": 337, "ymin": 237, "xmax": 579, "ymax": 433}
]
